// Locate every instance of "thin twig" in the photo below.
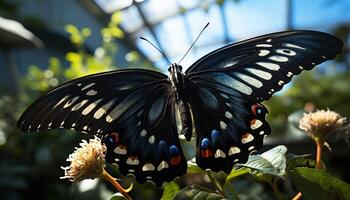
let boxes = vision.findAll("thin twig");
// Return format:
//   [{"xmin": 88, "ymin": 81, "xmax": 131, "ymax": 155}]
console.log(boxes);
[{"xmin": 101, "ymin": 169, "xmax": 133, "ymax": 200}]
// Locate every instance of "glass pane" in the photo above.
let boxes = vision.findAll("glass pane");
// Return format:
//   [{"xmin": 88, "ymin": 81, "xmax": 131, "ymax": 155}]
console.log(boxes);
[
  {"xmin": 95, "ymin": 0, "xmax": 132, "ymax": 13},
  {"xmin": 134, "ymin": 28, "xmax": 161, "ymax": 62},
  {"xmin": 185, "ymin": 5, "xmax": 224, "ymax": 47},
  {"xmin": 154, "ymin": 15, "xmax": 189, "ymax": 60},
  {"xmin": 120, "ymin": 6, "xmax": 144, "ymax": 33},
  {"xmin": 294, "ymin": 0, "xmax": 350, "ymax": 29},
  {"xmin": 178, "ymin": 0, "xmax": 200, "ymax": 9},
  {"xmin": 225, "ymin": 0, "xmax": 285, "ymax": 40},
  {"xmin": 140, "ymin": 0, "xmax": 179, "ymax": 24}
]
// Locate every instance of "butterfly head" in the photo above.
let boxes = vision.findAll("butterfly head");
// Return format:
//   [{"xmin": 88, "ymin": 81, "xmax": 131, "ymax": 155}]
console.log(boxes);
[
  {"xmin": 168, "ymin": 63, "xmax": 183, "ymax": 73},
  {"xmin": 168, "ymin": 63, "xmax": 184, "ymax": 86}
]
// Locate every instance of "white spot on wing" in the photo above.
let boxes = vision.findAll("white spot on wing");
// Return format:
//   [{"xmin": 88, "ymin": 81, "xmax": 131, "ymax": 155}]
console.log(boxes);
[
  {"xmin": 276, "ymin": 49, "xmax": 296, "ymax": 56},
  {"xmin": 127, "ymin": 157, "xmax": 140, "ymax": 165},
  {"xmin": 241, "ymin": 133, "xmax": 254, "ymax": 144},
  {"xmin": 235, "ymin": 73, "xmax": 263, "ymax": 88},
  {"xmin": 248, "ymin": 146, "xmax": 255, "ymax": 151},
  {"xmin": 86, "ymin": 90, "xmax": 97, "ymax": 96},
  {"xmin": 93, "ymin": 100, "xmax": 115, "ymax": 119},
  {"xmin": 251, "ymin": 120, "xmax": 263, "ymax": 130},
  {"xmin": 140, "ymin": 129, "xmax": 147, "ymax": 137},
  {"xmin": 114, "ymin": 146, "xmax": 127, "ymax": 155},
  {"xmin": 246, "ymin": 68, "xmax": 272, "ymax": 80},
  {"xmin": 64, "ymin": 96, "xmax": 79, "ymax": 108},
  {"xmin": 220, "ymin": 121, "xmax": 227, "ymax": 130},
  {"xmin": 82, "ymin": 99, "xmax": 102, "ymax": 115},
  {"xmin": 278, "ymin": 80, "xmax": 284, "ymax": 86},
  {"xmin": 256, "ymin": 44, "xmax": 272, "ymax": 47},
  {"xmin": 157, "ymin": 161, "xmax": 169, "ymax": 171},
  {"xmin": 54, "ymin": 95, "xmax": 69, "ymax": 108},
  {"xmin": 218, "ymin": 74, "xmax": 252, "ymax": 95},
  {"xmin": 71, "ymin": 99, "xmax": 88, "ymax": 111},
  {"xmin": 214, "ymin": 149, "xmax": 226, "ymax": 158},
  {"xmin": 148, "ymin": 135, "xmax": 155, "ymax": 144},
  {"xmin": 284, "ymin": 43, "xmax": 306, "ymax": 50},
  {"xmin": 256, "ymin": 62, "xmax": 280, "ymax": 71},
  {"xmin": 266, "ymin": 39, "xmax": 272, "ymax": 42},
  {"xmin": 228, "ymin": 146, "xmax": 241, "ymax": 156},
  {"xmin": 225, "ymin": 111, "xmax": 233, "ymax": 119},
  {"xmin": 269, "ymin": 55, "xmax": 288, "ymax": 62},
  {"xmin": 106, "ymin": 115, "xmax": 113, "ymax": 122},
  {"xmin": 287, "ymin": 71, "xmax": 293, "ymax": 77},
  {"xmin": 94, "ymin": 108, "xmax": 106, "ymax": 119},
  {"xmin": 81, "ymin": 83, "xmax": 95, "ymax": 91},
  {"xmin": 258, "ymin": 50, "xmax": 270, "ymax": 56},
  {"xmin": 142, "ymin": 163, "xmax": 155, "ymax": 171},
  {"xmin": 220, "ymin": 93, "xmax": 229, "ymax": 99}
]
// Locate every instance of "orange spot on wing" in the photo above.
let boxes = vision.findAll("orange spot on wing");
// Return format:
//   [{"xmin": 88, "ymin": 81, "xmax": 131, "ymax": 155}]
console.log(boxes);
[
  {"xmin": 250, "ymin": 119, "xmax": 256, "ymax": 125},
  {"xmin": 111, "ymin": 132, "xmax": 120, "ymax": 143},
  {"xmin": 201, "ymin": 149, "xmax": 213, "ymax": 158},
  {"xmin": 129, "ymin": 155, "xmax": 138, "ymax": 160},
  {"xmin": 242, "ymin": 132, "xmax": 250, "ymax": 139},
  {"xmin": 170, "ymin": 156, "xmax": 181, "ymax": 165},
  {"xmin": 251, "ymin": 104, "xmax": 260, "ymax": 115}
]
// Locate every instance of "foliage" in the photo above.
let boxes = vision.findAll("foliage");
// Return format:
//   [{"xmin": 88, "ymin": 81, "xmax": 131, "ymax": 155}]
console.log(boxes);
[
  {"xmin": 174, "ymin": 185, "xmax": 225, "ymax": 200},
  {"xmin": 161, "ymin": 182, "xmax": 180, "ymax": 200},
  {"xmin": 289, "ymin": 167, "xmax": 350, "ymax": 200},
  {"xmin": 266, "ymin": 70, "xmax": 350, "ymax": 135}
]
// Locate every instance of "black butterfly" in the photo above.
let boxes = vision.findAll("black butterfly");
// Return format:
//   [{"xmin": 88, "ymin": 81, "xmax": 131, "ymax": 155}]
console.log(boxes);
[{"xmin": 18, "ymin": 30, "xmax": 343, "ymax": 186}]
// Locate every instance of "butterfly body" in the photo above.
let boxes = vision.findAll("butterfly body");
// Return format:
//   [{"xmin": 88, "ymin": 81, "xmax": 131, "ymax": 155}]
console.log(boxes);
[
  {"xmin": 18, "ymin": 30, "xmax": 343, "ymax": 186},
  {"xmin": 168, "ymin": 63, "xmax": 193, "ymax": 140}
]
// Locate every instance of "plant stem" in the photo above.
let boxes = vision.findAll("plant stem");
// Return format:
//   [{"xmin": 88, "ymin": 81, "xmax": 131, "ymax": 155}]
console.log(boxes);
[
  {"xmin": 315, "ymin": 138, "xmax": 324, "ymax": 170},
  {"xmin": 206, "ymin": 170, "xmax": 224, "ymax": 193},
  {"xmin": 292, "ymin": 192, "xmax": 302, "ymax": 200},
  {"xmin": 101, "ymin": 169, "xmax": 133, "ymax": 200},
  {"xmin": 269, "ymin": 178, "xmax": 283, "ymax": 200},
  {"xmin": 292, "ymin": 137, "xmax": 325, "ymax": 200}
]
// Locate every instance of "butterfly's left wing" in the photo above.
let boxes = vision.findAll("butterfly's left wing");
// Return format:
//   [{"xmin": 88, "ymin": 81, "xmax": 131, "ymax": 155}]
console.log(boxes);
[
  {"xmin": 18, "ymin": 69, "xmax": 187, "ymax": 186},
  {"xmin": 184, "ymin": 30, "xmax": 342, "ymax": 172},
  {"xmin": 186, "ymin": 30, "xmax": 343, "ymax": 101}
]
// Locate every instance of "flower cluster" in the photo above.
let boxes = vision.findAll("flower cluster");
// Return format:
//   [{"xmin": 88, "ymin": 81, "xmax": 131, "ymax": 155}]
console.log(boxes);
[
  {"xmin": 299, "ymin": 109, "xmax": 346, "ymax": 139},
  {"xmin": 61, "ymin": 137, "xmax": 107, "ymax": 182}
]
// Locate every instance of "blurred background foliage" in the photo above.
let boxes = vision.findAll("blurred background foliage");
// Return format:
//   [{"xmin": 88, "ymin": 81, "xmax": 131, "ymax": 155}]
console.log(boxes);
[{"xmin": 0, "ymin": 0, "xmax": 349, "ymax": 199}]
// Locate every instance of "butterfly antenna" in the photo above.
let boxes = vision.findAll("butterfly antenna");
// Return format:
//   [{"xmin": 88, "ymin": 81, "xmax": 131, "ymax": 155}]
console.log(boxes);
[
  {"xmin": 178, "ymin": 22, "xmax": 209, "ymax": 64},
  {"xmin": 140, "ymin": 37, "xmax": 172, "ymax": 65}
]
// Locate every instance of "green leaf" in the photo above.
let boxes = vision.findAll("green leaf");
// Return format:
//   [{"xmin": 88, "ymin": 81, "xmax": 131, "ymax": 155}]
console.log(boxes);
[
  {"xmin": 161, "ymin": 182, "xmax": 180, "ymax": 200},
  {"xmin": 107, "ymin": 193, "xmax": 127, "ymax": 200},
  {"xmin": 187, "ymin": 162, "xmax": 205, "ymax": 174},
  {"xmin": 286, "ymin": 154, "xmax": 316, "ymax": 170},
  {"xmin": 239, "ymin": 145, "xmax": 287, "ymax": 178},
  {"xmin": 226, "ymin": 168, "xmax": 249, "ymax": 181},
  {"xmin": 289, "ymin": 167, "xmax": 350, "ymax": 200},
  {"xmin": 222, "ymin": 181, "xmax": 240, "ymax": 200},
  {"xmin": 174, "ymin": 185, "xmax": 226, "ymax": 200}
]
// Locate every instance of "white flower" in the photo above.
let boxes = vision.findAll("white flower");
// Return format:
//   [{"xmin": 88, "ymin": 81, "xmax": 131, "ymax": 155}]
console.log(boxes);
[
  {"xmin": 299, "ymin": 109, "xmax": 346, "ymax": 139},
  {"xmin": 61, "ymin": 137, "xmax": 106, "ymax": 182}
]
